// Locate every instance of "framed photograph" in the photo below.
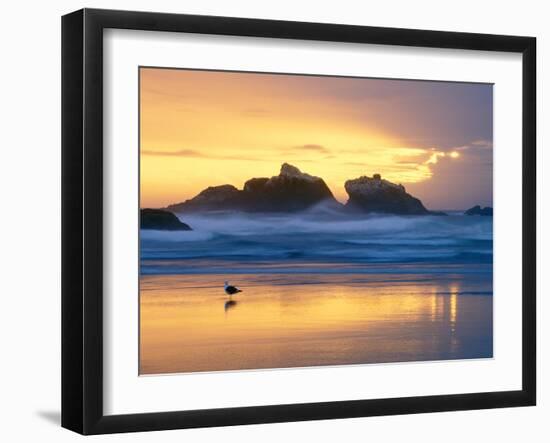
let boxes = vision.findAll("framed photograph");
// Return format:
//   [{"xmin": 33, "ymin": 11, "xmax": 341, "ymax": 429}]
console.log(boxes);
[{"xmin": 62, "ymin": 8, "xmax": 536, "ymax": 435}]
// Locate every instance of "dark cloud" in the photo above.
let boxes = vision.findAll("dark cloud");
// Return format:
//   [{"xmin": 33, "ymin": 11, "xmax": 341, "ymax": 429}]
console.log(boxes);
[
  {"xmin": 406, "ymin": 143, "xmax": 493, "ymax": 210},
  {"xmin": 286, "ymin": 76, "xmax": 493, "ymax": 150}
]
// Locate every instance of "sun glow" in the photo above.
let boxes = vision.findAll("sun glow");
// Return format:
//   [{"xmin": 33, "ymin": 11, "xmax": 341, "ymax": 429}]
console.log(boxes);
[{"xmin": 140, "ymin": 67, "xmax": 487, "ymax": 209}]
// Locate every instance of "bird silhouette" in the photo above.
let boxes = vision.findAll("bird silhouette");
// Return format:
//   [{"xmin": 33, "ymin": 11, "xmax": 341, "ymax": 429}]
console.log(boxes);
[{"xmin": 224, "ymin": 281, "xmax": 242, "ymax": 296}]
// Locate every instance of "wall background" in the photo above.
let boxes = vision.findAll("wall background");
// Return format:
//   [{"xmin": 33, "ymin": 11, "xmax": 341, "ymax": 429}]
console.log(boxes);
[{"xmin": 0, "ymin": 1, "xmax": 546, "ymax": 441}]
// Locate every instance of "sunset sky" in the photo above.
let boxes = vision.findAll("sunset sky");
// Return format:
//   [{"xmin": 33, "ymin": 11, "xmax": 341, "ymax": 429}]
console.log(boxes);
[{"xmin": 140, "ymin": 67, "xmax": 493, "ymax": 210}]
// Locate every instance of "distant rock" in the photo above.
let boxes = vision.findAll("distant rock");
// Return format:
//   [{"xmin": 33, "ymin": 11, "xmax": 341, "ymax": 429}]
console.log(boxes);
[
  {"xmin": 464, "ymin": 205, "xmax": 493, "ymax": 216},
  {"xmin": 168, "ymin": 185, "xmax": 246, "ymax": 212},
  {"xmin": 344, "ymin": 174, "xmax": 430, "ymax": 215},
  {"xmin": 166, "ymin": 167, "xmax": 444, "ymax": 216},
  {"xmin": 242, "ymin": 163, "xmax": 337, "ymax": 212},
  {"xmin": 140, "ymin": 209, "xmax": 192, "ymax": 230},
  {"xmin": 167, "ymin": 163, "xmax": 338, "ymax": 213}
]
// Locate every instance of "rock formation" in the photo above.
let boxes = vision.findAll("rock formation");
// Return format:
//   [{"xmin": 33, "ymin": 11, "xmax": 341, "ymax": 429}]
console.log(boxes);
[
  {"xmin": 140, "ymin": 209, "xmax": 192, "ymax": 230},
  {"xmin": 165, "ymin": 166, "xmax": 442, "ymax": 216},
  {"xmin": 169, "ymin": 185, "xmax": 245, "ymax": 212},
  {"xmin": 464, "ymin": 205, "xmax": 493, "ymax": 216},
  {"xmin": 167, "ymin": 163, "xmax": 338, "ymax": 213},
  {"xmin": 344, "ymin": 174, "xmax": 430, "ymax": 215}
]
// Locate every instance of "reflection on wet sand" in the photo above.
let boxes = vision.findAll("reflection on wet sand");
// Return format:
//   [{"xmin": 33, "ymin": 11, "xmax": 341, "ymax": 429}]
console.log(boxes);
[
  {"xmin": 139, "ymin": 273, "xmax": 492, "ymax": 375},
  {"xmin": 224, "ymin": 299, "xmax": 238, "ymax": 313}
]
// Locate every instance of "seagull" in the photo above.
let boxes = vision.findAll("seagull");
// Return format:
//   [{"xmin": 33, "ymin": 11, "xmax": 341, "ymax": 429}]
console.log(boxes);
[{"xmin": 224, "ymin": 281, "xmax": 242, "ymax": 296}]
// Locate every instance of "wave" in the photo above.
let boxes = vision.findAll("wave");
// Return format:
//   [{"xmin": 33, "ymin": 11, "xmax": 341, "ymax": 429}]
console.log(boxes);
[
  {"xmin": 140, "ymin": 212, "xmax": 492, "ymax": 271},
  {"xmin": 171, "ymin": 212, "xmax": 492, "ymax": 238},
  {"xmin": 141, "ymin": 230, "xmax": 214, "ymax": 242}
]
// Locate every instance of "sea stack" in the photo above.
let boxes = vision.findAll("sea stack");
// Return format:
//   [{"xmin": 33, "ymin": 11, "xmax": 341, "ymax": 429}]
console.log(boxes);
[
  {"xmin": 168, "ymin": 185, "xmax": 245, "ymax": 212},
  {"xmin": 344, "ymin": 174, "xmax": 430, "ymax": 215},
  {"xmin": 464, "ymin": 205, "xmax": 493, "ymax": 216},
  {"xmin": 241, "ymin": 163, "xmax": 337, "ymax": 212},
  {"xmin": 167, "ymin": 163, "xmax": 338, "ymax": 213},
  {"xmin": 140, "ymin": 209, "xmax": 192, "ymax": 230}
]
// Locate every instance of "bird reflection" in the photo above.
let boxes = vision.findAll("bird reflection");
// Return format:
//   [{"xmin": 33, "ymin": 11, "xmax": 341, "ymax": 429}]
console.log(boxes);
[{"xmin": 224, "ymin": 299, "xmax": 238, "ymax": 313}]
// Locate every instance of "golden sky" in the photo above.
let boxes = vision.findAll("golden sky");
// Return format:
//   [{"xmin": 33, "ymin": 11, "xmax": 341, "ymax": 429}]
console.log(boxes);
[{"xmin": 140, "ymin": 67, "xmax": 493, "ymax": 210}]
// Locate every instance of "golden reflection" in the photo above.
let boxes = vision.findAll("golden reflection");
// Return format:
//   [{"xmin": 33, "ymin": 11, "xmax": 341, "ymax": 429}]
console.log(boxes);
[
  {"xmin": 139, "ymin": 274, "xmax": 492, "ymax": 375},
  {"xmin": 449, "ymin": 283, "xmax": 459, "ymax": 332},
  {"xmin": 430, "ymin": 288, "xmax": 437, "ymax": 322}
]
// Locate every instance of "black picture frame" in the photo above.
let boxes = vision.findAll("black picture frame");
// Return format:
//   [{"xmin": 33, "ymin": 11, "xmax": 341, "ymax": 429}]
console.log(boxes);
[{"xmin": 62, "ymin": 8, "xmax": 536, "ymax": 435}]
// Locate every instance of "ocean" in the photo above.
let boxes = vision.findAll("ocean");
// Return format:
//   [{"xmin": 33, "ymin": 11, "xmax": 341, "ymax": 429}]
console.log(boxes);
[{"xmin": 139, "ymin": 210, "xmax": 493, "ymax": 375}]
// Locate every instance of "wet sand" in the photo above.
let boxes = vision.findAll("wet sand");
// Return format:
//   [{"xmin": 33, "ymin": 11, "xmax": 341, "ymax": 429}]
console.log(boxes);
[{"xmin": 139, "ymin": 272, "xmax": 492, "ymax": 375}]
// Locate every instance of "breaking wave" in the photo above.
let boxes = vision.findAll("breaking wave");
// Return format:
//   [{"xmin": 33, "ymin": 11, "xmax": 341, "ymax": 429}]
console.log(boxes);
[{"xmin": 140, "ymin": 212, "xmax": 492, "ymax": 274}]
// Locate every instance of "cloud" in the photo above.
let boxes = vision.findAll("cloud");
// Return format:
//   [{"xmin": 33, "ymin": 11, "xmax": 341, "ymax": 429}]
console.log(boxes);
[
  {"xmin": 469, "ymin": 139, "xmax": 493, "ymax": 149},
  {"xmin": 394, "ymin": 152, "xmax": 433, "ymax": 165},
  {"xmin": 141, "ymin": 148, "xmax": 260, "ymax": 162},
  {"xmin": 292, "ymin": 144, "xmax": 330, "ymax": 153},
  {"xmin": 141, "ymin": 149, "xmax": 204, "ymax": 157},
  {"xmin": 343, "ymin": 161, "xmax": 368, "ymax": 166},
  {"xmin": 406, "ymin": 140, "xmax": 493, "ymax": 209}
]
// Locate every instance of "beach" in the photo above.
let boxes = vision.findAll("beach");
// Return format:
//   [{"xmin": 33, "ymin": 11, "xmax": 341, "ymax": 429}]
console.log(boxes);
[
  {"xmin": 139, "ymin": 212, "xmax": 493, "ymax": 374},
  {"xmin": 140, "ymin": 265, "xmax": 492, "ymax": 374}
]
